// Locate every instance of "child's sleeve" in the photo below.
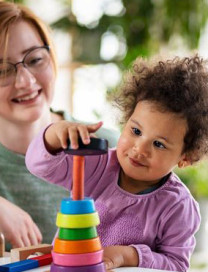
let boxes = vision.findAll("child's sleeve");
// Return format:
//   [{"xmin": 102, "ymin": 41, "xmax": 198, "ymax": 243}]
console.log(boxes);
[
  {"xmin": 132, "ymin": 197, "xmax": 200, "ymax": 271},
  {"xmin": 25, "ymin": 127, "xmax": 73, "ymax": 190}
]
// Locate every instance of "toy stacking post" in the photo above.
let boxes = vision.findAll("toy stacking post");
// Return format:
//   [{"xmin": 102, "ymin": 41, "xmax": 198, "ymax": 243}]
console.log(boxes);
[
  {"xmin": 50, "ymin": 138, "xmax": 108, "ymax": 272},
  {"xmin": 72, "ymin": 156, "xmax": 84, "ymax": 200}
]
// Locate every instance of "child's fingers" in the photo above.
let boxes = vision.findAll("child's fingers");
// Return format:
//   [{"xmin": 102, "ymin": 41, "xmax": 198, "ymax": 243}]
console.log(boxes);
[
  {"xmin": 77, "ymin": 122, "xmax": 103, "ymax": 145},
  {"xmin": 55, "ymin": 121, "xmax": 103, "ymax": 150},
  {"xmin": 57, "ymin": 128, "xmax": 70, "ymax": 149},
  {"xmin": 89, "ymin": 133, "xmax": 97, "ymax": 138},
  {"xmin": 71, "ymin": 122, "xmax": 103, "ymax": 146},
  {"xmin": 103, "ymin": 259, "xmax": 114, "ymax": 270},
  {"xmin": 86, "ymin": 121, "xmax": 103, "ymax": 132},
  {"xmin": 77, "ymin": 126, "xmax": 90, "ymax": 145},
  {"xmin": 68, "ymin": 127, "xmax": 79, "ymax": 149}
]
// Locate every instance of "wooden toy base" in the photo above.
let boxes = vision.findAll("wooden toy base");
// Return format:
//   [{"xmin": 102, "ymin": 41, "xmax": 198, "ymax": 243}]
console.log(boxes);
[{"xmin": 50, "ymin": 262, "xmax": 105, "ymax": 272}]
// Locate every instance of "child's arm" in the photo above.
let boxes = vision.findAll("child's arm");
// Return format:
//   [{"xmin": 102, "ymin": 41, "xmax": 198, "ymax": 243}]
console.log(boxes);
[
  {"xmin": 132, "ymin": 197, "xmax": 199, "ymax": 271},
  {"xmin": 102, "ymin": 196, "xmax": 200, "ymax": 271},
  {"xmin": 25, "ymin": 121, "xmax": 103, "ymax": 187},
  {"xmin": 103, "ymin": 245, "xmax": 139, "ymax": 269}
]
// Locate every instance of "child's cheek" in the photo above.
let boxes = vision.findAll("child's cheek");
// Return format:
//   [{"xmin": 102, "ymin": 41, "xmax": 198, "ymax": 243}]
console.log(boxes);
[{"xmin": 117, "ymin": 133, "xmax": 131, "ymax": 150}]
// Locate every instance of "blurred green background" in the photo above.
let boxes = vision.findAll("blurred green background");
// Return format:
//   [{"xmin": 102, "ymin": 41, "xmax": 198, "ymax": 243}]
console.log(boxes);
[{"xmin": 12, "ymin": 0, "xmax": 208, "ymax": 66}]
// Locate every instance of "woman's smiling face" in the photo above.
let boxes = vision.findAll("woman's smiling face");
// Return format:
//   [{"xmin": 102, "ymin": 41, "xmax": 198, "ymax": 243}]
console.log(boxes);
[
  {"xmin": 116, "ymin": 100, "xmax": 190, "ymax": 193},
  {"xmin": 0, "ymin": 20, "xmax": 55, "ymax": 124}
]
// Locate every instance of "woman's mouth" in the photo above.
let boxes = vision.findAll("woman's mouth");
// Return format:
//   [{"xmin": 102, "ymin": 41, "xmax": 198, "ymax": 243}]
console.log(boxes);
[{"xmin": 12, "ymin": 90, "xmax": 41, "ymax": 103}]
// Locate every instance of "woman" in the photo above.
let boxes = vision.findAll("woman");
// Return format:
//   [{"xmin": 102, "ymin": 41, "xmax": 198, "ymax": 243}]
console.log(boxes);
[{"xmin": 0, "ymin": 1, "xmax": 119, "ymax": 250}]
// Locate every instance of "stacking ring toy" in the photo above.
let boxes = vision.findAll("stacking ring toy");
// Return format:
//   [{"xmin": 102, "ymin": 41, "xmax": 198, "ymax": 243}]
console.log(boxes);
[
  {"xmin": 60, "ymin": 197, "xmax": 95, "ymax": 214},
  {"xmin": 65, "ymin": 138, "xmax": 108, "ymax": 156},
  {"xmin": 56, "ymin": 212, "xmax": 100, "ymax": 228},
  {"xmin": 50, "ymin": 138, "xmax": 108, "ymax": 272},
  {"xmin": 53, "ymin": 237, "xmax": 102, "ymax": 254},
  {"xmin": 52, "ymin": 250, "xmax": 103, "ymax": 266},
  {"xmin": 50, "ymin": 262, "xmax": 105, "ymax": 272},
  {"xmin": 58, "ymin": 227, "xmax": 97, "ymax": 240}
]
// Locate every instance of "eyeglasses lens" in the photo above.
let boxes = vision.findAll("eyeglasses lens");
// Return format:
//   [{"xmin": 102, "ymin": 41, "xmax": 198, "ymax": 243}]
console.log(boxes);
[{"xmin": 0, "ymin": 47, "xmax": 50, "ymax": 87}]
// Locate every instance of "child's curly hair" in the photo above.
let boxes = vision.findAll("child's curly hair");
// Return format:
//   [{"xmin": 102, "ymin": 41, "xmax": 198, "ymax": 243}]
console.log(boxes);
[{"xmin": 114, "ymin": 55, "xmax": 208, "ymax": 162}]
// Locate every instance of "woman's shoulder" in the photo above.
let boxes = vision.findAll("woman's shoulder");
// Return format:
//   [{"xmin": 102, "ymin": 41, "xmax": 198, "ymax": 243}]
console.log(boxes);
[{"xmin": 0, "ymin": 142, "xmax": 25, "ymax": 165}]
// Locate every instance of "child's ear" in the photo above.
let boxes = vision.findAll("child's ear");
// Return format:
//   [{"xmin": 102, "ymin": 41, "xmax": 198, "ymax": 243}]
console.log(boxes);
[{"xmin": 178, "ymin": 155, "xmax": 192, "ymax": 168}]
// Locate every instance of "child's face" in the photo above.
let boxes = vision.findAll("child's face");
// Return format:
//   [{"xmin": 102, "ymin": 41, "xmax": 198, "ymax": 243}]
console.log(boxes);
[{"xmin": 117, "ymin": 100, "xmax": 189, "ymax": 192}]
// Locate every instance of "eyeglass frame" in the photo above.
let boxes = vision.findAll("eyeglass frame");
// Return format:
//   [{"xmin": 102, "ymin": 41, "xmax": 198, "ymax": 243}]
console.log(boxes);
[{"xmin": 0, "ymin": 45, "xmax": 50, "ymax": 73}]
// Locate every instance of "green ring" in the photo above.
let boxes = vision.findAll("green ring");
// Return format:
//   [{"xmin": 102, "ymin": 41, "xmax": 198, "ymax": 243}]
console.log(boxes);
[{"xmin": 58, "ymin": 227, "xmax": 98, "ymax": 240}]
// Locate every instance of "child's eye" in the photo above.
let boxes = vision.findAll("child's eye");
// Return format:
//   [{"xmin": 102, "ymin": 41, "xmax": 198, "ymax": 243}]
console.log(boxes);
[
  {"xmin": 132, "ymin": 127, "xmax": 141, "ymax": 136},
  {"xmin": 154, "ymin": 140, "xmax": 166, "ymax": 149}
]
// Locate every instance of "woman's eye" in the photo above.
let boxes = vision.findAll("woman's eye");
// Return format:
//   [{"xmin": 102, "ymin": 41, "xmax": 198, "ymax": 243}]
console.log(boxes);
[
  {"xmin": 154, "ymin": 141, "xmax": 166, "ymax": 149},
  {"xmin": 132, "ymin": 127, "xmax": 141, "ymax": 136},
  {"xmin": 0, "ymin": 66, "xmax": 14, "ymax": 77},
  {"xmin": 28, "ymin": 57, "xmax": 43, "ymax": 66}
]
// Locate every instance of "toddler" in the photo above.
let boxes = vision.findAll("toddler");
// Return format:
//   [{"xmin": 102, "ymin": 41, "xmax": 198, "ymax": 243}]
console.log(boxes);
[{"xmin": 26, "ymin": 55, "xmax": 208, "ymax": 271}]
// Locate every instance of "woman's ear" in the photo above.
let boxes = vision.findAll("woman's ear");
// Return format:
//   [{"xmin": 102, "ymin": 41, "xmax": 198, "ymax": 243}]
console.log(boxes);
[{"xmin": 178, "ymin": 155, "xmax": 192, "ymax": 168}]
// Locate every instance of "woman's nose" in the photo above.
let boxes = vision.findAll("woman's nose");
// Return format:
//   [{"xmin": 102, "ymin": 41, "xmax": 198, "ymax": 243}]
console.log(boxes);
[{"xmin": 14, "ymin": 65, "xmax": 36, "ymax": 89}]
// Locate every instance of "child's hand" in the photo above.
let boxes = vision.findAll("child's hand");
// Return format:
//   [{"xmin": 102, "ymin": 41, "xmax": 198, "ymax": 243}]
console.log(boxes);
[
  {"xmin": 103, "ymin": 245, "xmax": 139, "ymax": 270},
  {"xmin": 44, "ymin": 120, "xmax": 103, "ymax": 153}
]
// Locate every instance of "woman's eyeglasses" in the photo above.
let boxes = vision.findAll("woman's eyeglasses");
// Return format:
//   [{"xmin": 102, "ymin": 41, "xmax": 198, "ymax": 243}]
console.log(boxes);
[{"xmin": 0, "ymin": 45, "xmax": 50, "ymax": 87}]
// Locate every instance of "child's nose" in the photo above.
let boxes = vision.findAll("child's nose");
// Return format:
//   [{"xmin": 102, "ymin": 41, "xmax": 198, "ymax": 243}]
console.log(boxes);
[
  {"xmin": 14, "ymin": 65, "xmax": 36, "ymax": 89},
  {"xmin": 133, "ymin": 140, "xmax": 150, "ymax": 157}
]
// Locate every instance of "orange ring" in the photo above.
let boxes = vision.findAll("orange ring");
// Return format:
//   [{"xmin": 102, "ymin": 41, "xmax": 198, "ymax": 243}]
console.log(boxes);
[{"xmin": 53, "ymin": 237, "xmax": 102, "ymax": 254}]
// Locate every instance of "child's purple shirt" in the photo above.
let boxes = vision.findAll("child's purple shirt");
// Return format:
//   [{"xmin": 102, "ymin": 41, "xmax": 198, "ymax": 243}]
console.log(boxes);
[{"xmin": 25, "ymin": 129, "xmax": 200, "ymax": 272}]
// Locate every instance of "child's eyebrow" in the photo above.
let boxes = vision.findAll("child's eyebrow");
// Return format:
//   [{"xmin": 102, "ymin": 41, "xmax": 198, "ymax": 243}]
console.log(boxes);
[
  {"xmin": 130, "ymin": 119, "xmax": 142, "ymax": 127},
  {"xmin": 130, "ymin": 118, "xmax": 173, "ymax": 145},
  {"xmin": 157, "ymin": 136, "xmax": 173, "ymax": 144}
]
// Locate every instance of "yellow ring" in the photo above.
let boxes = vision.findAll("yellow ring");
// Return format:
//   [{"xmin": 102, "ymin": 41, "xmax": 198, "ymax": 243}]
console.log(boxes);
[{"xmin": 56, "ymin": 212, "xmax": 100, "ymax": 228}]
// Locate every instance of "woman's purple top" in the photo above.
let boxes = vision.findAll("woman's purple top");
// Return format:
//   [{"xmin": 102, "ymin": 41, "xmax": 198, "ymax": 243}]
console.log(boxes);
[{"xmin": 25, "ymin": 129, "xmax": 200, "ymax": 272}]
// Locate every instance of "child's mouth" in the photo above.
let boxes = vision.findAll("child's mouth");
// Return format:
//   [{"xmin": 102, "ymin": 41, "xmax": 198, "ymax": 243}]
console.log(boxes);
[{"xmin": 129, "ymin": 157, "xmax": 146, "ymax": 167}]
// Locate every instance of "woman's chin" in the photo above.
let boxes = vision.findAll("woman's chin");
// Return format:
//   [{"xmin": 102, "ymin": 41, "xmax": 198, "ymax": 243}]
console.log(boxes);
[{"xmin": 14, "ymin": 108, "xmax": 49, "ymax": 124}]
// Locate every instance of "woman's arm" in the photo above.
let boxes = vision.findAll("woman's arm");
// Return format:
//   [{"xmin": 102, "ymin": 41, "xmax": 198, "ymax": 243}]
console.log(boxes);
[{"xmin": 0, "ymin": 197, "xmax": 42, "ymax": 248}]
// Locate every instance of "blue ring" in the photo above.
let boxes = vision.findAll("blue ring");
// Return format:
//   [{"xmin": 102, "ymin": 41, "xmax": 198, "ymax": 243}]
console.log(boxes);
[{"xmin": 60, "ymin": 197, "xmax": 95, "ymax": 214}]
